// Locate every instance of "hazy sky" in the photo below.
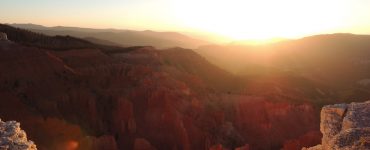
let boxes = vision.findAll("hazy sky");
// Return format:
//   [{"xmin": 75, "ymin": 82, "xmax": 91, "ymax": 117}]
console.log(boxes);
[{"xmin": 1, "ymin": 0, "xmax": 370, "ymax": 40}]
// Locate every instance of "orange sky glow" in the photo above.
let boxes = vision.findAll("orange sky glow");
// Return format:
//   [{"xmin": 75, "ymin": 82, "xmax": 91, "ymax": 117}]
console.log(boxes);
[{"xmin": 1, "ymin": 0, "xmax": 370, "ymax": 42}]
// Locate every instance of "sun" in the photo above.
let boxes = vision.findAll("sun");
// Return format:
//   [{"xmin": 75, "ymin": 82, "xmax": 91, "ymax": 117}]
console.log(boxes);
[{"xmin": 172, "ymin": 0, "xmax": 347, "ymax": 41}]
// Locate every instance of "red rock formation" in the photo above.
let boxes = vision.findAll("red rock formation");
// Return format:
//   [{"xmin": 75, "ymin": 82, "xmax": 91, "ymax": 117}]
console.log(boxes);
[
  {"xmin": 233, "ymin": 97, "xmax": 320, "ymax": 149},
  {"xmin": 0, "ymin": 38, "xmax": 322, "ymax": 150},
  {"xmin": 235, "ymin": 144, "xmax": 250, "ymax": 150},
  {"xmin": 80, "ymin": 135, "xmax": 118, "ymax": 150},
  {"xmin": 133, "ymin": 138, "xmax": 156, "ymax": 150},
  {"xmin": 283, "ymin": 131, "xmax": 321, "ymax": 150},
  {"xmin": 209, "ymin": 144, "xmax": 224, "ymax": 150}
]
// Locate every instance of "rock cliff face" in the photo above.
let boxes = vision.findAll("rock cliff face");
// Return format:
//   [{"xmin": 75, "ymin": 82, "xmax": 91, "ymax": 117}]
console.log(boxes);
[
  {"xmin": 0, "ymin": 119, "xmax": 37, "ymax": 150},
  {"xmin": 304, "ymin": 101, "xmax": 370, "ymax": 150}
]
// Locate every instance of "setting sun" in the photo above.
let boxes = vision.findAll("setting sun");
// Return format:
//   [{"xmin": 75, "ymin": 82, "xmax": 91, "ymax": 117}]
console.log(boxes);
[
  {"xmin": 2, "ymin": 0, "xmax": 370, "ymax": 150},
  {"xmin": 173, "ymin": 0, "xmax": 348, "ymax": 40},
  {"xmin": 1, "ymin": 0, "xmax": 370, "ymax": 42}
]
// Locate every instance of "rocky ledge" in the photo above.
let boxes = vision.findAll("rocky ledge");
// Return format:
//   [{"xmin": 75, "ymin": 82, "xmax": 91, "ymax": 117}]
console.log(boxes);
[
  {"xmin": 0, "ymin": 119, "xmax": 36, "ymax": 150},
  {"xmin": 303, "ymin": 101, "xmax": 370, "ymax": 150}
]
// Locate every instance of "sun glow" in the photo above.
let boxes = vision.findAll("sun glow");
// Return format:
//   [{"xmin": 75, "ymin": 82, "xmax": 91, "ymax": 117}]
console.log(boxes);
[
  {"xmin": 173, "ymin": 0, "xmax": 348, "ymax": 40},
  {"xmin": 2, "ymin": 0, "xmax": 370, "ymax": 43}
]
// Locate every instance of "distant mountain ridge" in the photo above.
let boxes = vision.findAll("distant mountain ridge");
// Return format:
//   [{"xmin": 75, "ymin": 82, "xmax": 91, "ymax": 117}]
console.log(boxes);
[
  {"xmin": 0, "ymin": 24, "xmax": 130, "ymax": 51},
  {"xmin": 0, "ymin": 23, "xmax": 327, "ymax": 150},
  {"xmin": 197, "ymin": 33, "xmax": 370, "ymax": 104},
  {"xmin": 9, "ymin": 23, "xmax": 210, "ymax": 49}
]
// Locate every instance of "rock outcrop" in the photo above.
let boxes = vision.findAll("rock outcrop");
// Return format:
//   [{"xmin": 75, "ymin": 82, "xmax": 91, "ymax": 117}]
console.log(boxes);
[
  {"xmin": 303, "ymin": 101, "xmax": 370, "ymax": 150},
  {"xmin": 0, "ymin": 119, "xmax": 37, "ymax": 150},
  {"xmin": 0, "ymin": 32, "xmax": 7, "ymax": 41}
]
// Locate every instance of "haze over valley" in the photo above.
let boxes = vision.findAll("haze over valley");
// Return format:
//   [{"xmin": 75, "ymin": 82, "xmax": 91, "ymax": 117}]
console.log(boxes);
[{"xmin": 1, "ymin": 0, "xmax": 370, "ymax": 150}]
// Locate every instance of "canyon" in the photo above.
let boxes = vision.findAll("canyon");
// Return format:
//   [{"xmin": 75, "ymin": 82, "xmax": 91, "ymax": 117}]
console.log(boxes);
[{"xmin": 0, "ymin": 24, "xmax": 369, "ymax": 150}]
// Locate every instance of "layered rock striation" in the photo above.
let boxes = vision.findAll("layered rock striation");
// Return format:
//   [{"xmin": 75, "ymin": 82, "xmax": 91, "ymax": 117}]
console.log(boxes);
[{"xmin": 304, "ymin": 101, "xmax": 370, "ymax": 150}]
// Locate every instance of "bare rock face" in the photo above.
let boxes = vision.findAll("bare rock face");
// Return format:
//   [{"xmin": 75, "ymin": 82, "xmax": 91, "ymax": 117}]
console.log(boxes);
[
  {"xmin": 0, "ymin": 32, "xmax": 7, "ymax": 41},
  {"xmin": 304, "ymin": 101, "xmax": 370, "ymax": 150},
  {"xmin": 320, "ymin": 104, "xmax": 348, "ymax": 149},
  {"xmin": 0, "ymin": 119, "xmax": 37, "ymax": 150}
]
